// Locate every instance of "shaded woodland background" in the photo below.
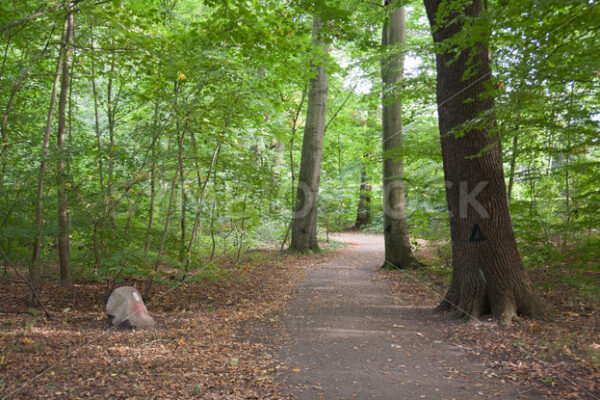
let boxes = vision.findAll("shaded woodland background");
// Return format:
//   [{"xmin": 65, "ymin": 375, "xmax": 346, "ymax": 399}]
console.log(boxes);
[{"xmin": 0, "ymin": 0, "xmax": 597, "ymax": 292}]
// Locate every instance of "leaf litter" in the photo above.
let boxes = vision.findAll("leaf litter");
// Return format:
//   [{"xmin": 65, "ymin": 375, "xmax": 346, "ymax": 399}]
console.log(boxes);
[{"xmin": 0, "ymin": 250, "xmax": 331, "ymax": 399}]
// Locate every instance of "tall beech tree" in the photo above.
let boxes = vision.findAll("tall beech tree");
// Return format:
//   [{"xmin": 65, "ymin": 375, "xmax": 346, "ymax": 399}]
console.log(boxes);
[
  {"xmin": 30, "ymin": 14, "xmax": 71, "ymax": 301},
  {"xmin": 424, "ymin": 0, "xmax": 544, "ymax": 322},
  {"xmin": 56, "ymin": 7, "xmax": 75, "ymax": 288},
  {"xmin": 290, "ymin": 14, "xmax": 329, "ymax": 252},
  {"xmin": 381, "ymin": 3, "xmax": 418, "ymax": 268}
]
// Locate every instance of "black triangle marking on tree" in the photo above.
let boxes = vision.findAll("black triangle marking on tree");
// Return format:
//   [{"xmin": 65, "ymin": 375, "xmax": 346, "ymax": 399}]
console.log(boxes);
[{"xmin": 469, "ymin": 224, "xmax": 486, "ymax": 242}]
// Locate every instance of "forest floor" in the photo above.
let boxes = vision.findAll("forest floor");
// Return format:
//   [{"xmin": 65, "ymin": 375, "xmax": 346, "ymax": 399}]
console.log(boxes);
[
  {"xmin": 0, "ymin": 233, "xmax": 599, "ymax": 399},
  {"xmin": 0, "ymin": 248, "xmax": 330, "ymax": 399}
]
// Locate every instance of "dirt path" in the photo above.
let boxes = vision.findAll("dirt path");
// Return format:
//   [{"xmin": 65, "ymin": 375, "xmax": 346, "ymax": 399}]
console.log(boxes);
[{"xmin": 277, "ymin": 233, "xmax": 538, "ymax": 399}]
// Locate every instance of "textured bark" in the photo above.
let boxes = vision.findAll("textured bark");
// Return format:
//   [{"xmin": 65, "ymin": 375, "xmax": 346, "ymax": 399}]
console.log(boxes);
[
  {"xmin": 290, "ymin": 15, "xmax": 328, "ymax": 253},
  {"xmin": 381, "ymin": 5, "xmax": 418, "ymax": 268},
  {"xmin": 354, "ymin": 162, "xmax": 371, "ymax": 229},
  {"xmin": 424, "ymin": 0, "xmax": 545, "ymax": 323},
  {"xmin": 56, "ymin": 9, "xmax": 74, "ymax": 288}
]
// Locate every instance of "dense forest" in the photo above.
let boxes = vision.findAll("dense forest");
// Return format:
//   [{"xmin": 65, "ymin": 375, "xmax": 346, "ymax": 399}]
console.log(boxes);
[{"xmin": 0, "ymin": 0, "xmax": 599, "ymax": 397}]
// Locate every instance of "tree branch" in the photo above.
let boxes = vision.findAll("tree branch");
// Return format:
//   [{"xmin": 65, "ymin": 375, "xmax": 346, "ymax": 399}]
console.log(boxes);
[
  {"xmin": 0, "ymin": 248, "xmax": 51, "ymax": 319},
  {"xmin": 1, "ymin": 3, "xmax": 63, "ymax": 33},
  {"xmin": 324, "ymin": 84, "xmax": 357, "ymax": 133}
]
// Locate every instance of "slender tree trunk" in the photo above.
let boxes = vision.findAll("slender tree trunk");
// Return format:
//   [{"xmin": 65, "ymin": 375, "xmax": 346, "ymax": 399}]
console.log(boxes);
[
  {"xmin": 178, "ymin": 121, "xmax": 186, "ymax": 262},
  {"xmin": 90, "ymin": 23, "xmax": 104, "ymax": 191},
  {"xmin": 563, "ymin": 124, "xmax": 572, "ymax": 248},
  {"xmin": 145, "ymin": 119, "xmax": 188, "ymax": 296},
  {"xmin": 159, "ymin": 127, "xmax": 186, "ymax": 260},
  {"xmin": 272, "ymin": 140, "xmax": 285, "ymax": 180},
  {"xmin": 105, "ymin": 44, "xmax": 118, "ymax": 227},
  {"xmin": 290, "ymin": 14, "xmax": 328, "ymax": 252},
  {"xmin": 92, "ymin": 219, "xmax": 101, "ymax": 271},
  {"xmin": 145, "ymin": 156, "xmax": 156, "ymax": 252},
  {"xmin": 354, "ymin": 161, "xmax": 371, "ymax": 229},
  {"xmin": 381, "ymin": 4, "xmax": 417, "ymax": 268},
  {"xmin": 424, "ymin": 0, "xmax": 544, "ymax": 323},
  {"xmin": 89, "ymin": 24, "xmax": 105, "ymax": 272},
  {"xmin": 122, "ymin": 195, "xmax": 136, "ymax": 244},
  {"xmin": 209, "ymin": 162, "xmax": 218, "ymax": 262},
  {"xmin": 0, "ymin": 35, "xmax": 10, "ymax": 80},
  {"xmin": 56, "ymin": 8, "xmax": 74, "ymax": 288},
  {"xmin": 145, "ymin": 103, "xmax": 160, "ymax": 252},
  {"xmin": 235, "ymin": 195, "xmax": 248, "ymax": 263},
  {"xmin": 107, "ymin": 58, "xmax": 115, "ymax": 202},
  {"xmin": 30, "ymin": 18, "xmax": 69, "ymax": 303},
  {"xmin": 546, "ymin": 126, "xmax": 555, "ymax": 177},
  {"xmin": 185, "ymin": 140, "xmax": 220, "ymax": 270},
  {"xmin": 507, "ymin": 133, "xmax": 518, "ymax": 203}
]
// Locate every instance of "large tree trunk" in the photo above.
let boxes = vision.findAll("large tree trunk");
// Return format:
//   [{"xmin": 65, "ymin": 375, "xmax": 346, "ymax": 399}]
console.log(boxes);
[
  {"xmin": 354, "ymin": 161, "xmax": 371, "ymax": 229},
  {"xmin": 30, "ymin": 18, "xmax": 68, "ymax": 302},
  {"xmin": 381, "ymin": 4, "xmax": 418, "ymax": 268},
  {"xmin": 289, "ymin": 14, "xmax": 328, "ymax": 253},
  {"xmin": 424, "ymin": 0, "xmax": 545, "ymax": 323},
  {"xmin": 56, "ymin": 9, "xmax": 74, "ymax": 288}
]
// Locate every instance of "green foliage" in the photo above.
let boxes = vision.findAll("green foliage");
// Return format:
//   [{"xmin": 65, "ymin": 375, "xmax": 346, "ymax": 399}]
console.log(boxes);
[{"xmin": 0, "ymin": 0, "xmax": 597, "ymax": 288}]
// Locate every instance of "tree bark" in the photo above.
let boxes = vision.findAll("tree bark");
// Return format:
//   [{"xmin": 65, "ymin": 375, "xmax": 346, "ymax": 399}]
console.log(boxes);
[
  {"xmin": 381, "ymin": 4, "xmax": 418, "ymax": 268},
  {"xmin": 209, "ymin": 161, "xmax": 218, "ymax": 262},
  {"xmin": 354, "ymin": 161, "xmax": 371, "ymax": 229},
  {"xmin": 424, "ymin": 0, "xmax": 545, "ymax": 323},
  {"xmin": 290, "ymin": 14, "xmax": 328, "ymax": 253},
  {"xmin": 56, "ymin": 8, "xmax": 75, "ymax": 287},
  {"xmin": 56, "ymin": 7, "xmax": 74, "ymax": 288},
  {"xmin": 30, "ymin": 17, "xmax": 69, "ymax": 302},
  {"xmin": 507, "ymin": 133, "xmax": 518, "ymax": 203}
]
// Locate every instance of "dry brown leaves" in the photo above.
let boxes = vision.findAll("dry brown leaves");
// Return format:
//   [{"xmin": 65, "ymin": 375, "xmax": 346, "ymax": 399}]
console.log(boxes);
[
  {"xmin": 379, "ymin": 259, "xmax": 600, "ymax": 400},
  {"xmin": 0, "ymin": 250, "xmax": 331, "ymax": 399}
]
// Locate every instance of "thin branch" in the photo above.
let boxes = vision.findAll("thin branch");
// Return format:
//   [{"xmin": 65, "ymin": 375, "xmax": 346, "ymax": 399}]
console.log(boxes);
[
  {"xmin": 0, "ymin": 248, "xmax": 51, "ymax": 319},
  {"xmin": 0, "ymin": 1, "xmax": 85, "ymax": 33},
  {"xmin": 364, "ymin": 0, "xmax": 384, "ymax": 7},
  {"xmin": 324, "ymin": 84, "xmax": 357, "ymax": 133}
]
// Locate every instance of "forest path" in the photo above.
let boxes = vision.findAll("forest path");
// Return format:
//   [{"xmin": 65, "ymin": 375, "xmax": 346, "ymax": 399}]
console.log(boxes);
[{"xmin": 277, "ymin": 233, "xmax": 534, "ymax": 400}]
